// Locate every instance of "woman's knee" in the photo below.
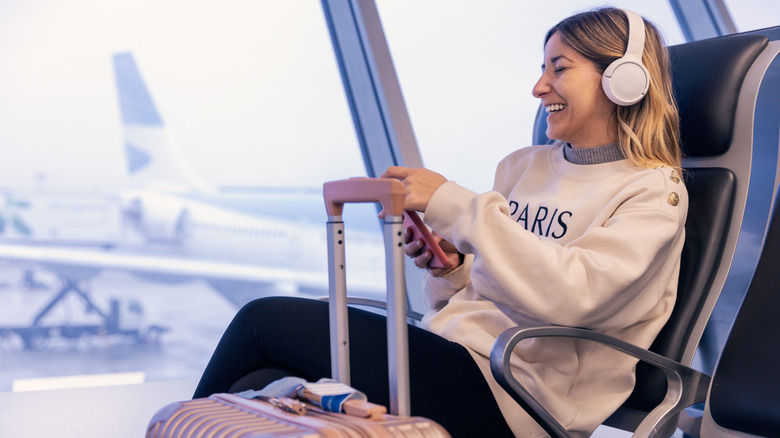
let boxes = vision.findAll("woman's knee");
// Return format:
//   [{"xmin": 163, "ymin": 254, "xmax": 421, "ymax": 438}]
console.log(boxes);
[{"xmin": 235, "ymin": 296, "xmax": 316, "ymax": 322}]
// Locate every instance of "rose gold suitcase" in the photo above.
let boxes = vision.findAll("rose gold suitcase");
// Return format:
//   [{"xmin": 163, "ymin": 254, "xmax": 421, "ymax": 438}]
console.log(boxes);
[{"xmin": 145, "ymin": 177, "xmax": 450, "ymax": 438}]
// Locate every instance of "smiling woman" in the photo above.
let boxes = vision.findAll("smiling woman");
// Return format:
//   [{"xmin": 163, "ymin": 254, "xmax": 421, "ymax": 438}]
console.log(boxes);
[
  {"xmin": 541, "ymin": 8, "xmax": 682, "ymax": 173},
  {"xmin": 533, "ymin": 32, "xmax": 618, "ymax": 149},
  {"xmin": 194, "ymin": 7, "xmax": 690, "ymax": 437}
]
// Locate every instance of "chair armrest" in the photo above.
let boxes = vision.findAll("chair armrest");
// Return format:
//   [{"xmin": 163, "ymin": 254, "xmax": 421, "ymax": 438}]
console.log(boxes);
[
  {"xmin": 316, "ymin": 296, "xmax": 425, "ymax": 322},
  {"xmin": 489, "ymin": 326, "xmax": 711, "ymax": 438}
]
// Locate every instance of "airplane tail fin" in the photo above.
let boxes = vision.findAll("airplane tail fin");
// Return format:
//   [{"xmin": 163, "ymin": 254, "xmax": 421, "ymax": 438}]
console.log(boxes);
[{"xmin": 113, "ymin": 52, "xmax": 213, "ymax": 193}]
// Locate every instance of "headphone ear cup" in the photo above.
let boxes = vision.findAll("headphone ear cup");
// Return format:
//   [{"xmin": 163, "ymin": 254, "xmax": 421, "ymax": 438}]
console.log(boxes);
[{"xmin": 602, "ymin": 57, "xmax": 649, "ymax": 106}]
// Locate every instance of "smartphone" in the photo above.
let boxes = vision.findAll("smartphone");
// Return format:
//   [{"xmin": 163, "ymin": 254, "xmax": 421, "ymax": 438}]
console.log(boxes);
[{"xmin": 402, "ymin": 210, "xmax": 452, "ymax": 269}]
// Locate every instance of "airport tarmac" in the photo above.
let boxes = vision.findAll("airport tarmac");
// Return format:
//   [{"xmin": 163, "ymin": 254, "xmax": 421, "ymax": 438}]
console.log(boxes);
[{"xmin": 0, "ymin": 266, "xmax": 241, "ymax": 391}]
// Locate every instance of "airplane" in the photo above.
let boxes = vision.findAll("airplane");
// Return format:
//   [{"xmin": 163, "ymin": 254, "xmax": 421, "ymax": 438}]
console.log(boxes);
[{"xmin": 0, "ymin": 52, "xmax": 388, "ymax": 349}]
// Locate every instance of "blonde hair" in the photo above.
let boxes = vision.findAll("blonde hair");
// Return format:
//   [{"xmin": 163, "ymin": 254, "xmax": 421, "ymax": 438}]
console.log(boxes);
[{"xmin": 546, "ymin": 8, "xmax": 682, "ymax": 173}]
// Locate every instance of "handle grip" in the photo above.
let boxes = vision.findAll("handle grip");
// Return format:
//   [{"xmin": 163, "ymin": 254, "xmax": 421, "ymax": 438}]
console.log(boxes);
[{"xmin": 323, "ymin": 177, "xmax": 406, "ymax": 216}]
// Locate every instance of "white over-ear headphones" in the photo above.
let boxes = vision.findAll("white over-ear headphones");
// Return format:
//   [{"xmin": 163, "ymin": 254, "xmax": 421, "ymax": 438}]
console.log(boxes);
[{"xmin": 601, "ymin": 9, "xmax": 649, "ymax": 106}]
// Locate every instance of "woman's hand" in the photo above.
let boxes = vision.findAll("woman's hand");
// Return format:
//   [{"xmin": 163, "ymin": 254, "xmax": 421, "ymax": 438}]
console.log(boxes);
[
  {"xmin": 404, "ymin": 227, "xmax": 462, "ymax": 277},
  {"xmin": 381, "ymin": 166, "xmax": 447, "ymax": 212},
  {"xmin": 381, "ymin": 166, "xmax": 457, "ymax": 275}
]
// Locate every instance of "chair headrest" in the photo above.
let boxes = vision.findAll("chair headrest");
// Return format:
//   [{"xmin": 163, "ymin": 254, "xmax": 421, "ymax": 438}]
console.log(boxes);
[
  {"xmin": 532, "ymin": 34, "xmax": 769, "ymax": 158},
  {"xmin": 670, "ymin": 34, "xmax": 767, "ymax": 157}
]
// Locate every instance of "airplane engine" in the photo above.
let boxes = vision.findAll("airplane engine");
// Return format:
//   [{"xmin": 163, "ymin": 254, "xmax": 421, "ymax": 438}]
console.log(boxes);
[{"xmin": 123, "ymin": 193, "xmax": 190, "ymax": 244}]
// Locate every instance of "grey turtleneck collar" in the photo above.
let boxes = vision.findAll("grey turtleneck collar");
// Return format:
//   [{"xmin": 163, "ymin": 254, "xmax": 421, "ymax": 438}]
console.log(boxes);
[{"xmin": 563, "ymin": 142, "xmax": 625, "ymax": 165}]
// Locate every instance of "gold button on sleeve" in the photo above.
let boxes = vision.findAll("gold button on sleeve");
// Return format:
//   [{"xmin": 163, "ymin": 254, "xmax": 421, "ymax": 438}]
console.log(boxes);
[{"xmin": 668, "ymin": 192, "xmax": 680, "ymax": 206}]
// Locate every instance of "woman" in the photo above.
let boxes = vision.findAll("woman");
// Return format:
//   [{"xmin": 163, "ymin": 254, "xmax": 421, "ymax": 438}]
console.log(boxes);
[{"xmin": 194, "ymin": 8, "xmax": 686, "ymax": 437}]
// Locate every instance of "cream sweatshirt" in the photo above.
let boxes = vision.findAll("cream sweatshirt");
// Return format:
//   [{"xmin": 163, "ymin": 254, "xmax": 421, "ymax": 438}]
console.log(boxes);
[{"xmin": 420, "ymin": 143, "xmax": 688, "ymax": 437}]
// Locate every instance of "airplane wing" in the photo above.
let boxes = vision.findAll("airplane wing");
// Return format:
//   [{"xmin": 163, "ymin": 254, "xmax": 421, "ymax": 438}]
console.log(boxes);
[{"xmin": 0, "ymin": 242, "xmax": 384, "ymax": 296}]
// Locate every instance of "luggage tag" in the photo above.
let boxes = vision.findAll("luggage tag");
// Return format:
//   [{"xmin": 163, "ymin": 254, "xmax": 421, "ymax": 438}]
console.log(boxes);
[
  {"xmin": 300, "ymin": 381, "xmax": 361, "ymax": 413},
  {"xmin": 299, "ymin": 381, "xmax": 387, "ymax": 420}
]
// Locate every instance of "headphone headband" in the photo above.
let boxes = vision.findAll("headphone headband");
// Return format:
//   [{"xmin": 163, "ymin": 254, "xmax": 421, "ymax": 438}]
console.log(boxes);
[{"xmin": 623, "ymin": 9, "xmax": 646, "ymax": 61}]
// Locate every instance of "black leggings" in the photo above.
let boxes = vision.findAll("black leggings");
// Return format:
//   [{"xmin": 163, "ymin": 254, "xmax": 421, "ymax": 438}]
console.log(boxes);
[{"xmin": 193, "ymin": 296, "xmax": 514, "ymax": 437}]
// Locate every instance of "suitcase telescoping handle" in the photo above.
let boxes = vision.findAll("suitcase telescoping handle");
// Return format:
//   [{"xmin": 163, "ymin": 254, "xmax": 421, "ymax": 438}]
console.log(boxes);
[{"xmin": 323, "ymin": 177, "xmax": 410, "ymax": 416}]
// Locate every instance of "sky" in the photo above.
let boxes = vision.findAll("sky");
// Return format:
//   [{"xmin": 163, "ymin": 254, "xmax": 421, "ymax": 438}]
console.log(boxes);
[
  {"xmin": 0, "ymin": 1, "xmax": 361, "ymax": 192},
  {"xmin": 0, "ymin": 0, "xmax": 775, "ymax": 194}
]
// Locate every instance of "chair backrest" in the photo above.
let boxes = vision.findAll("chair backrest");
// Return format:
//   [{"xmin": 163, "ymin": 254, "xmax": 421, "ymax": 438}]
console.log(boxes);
[
  {"xmin": 533, "ymin": 33, "xmax": 771, "ymax": 434},
  {"xmin": 617, "ymin": 34, "xmax": 774, "ymax": 429},
  {"xmin": 700, "ymin": 187, "xmax": 780, "ymax": 437}
]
